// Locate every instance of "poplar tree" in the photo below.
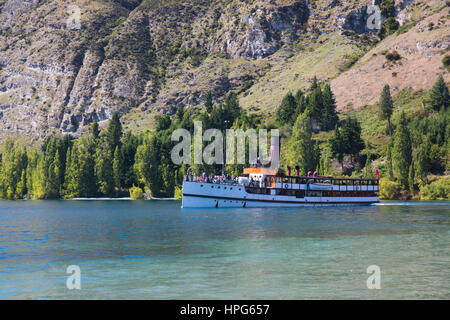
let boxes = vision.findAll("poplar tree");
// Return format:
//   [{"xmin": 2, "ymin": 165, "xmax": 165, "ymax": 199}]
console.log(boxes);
[
  {"xmin": 134, "ymin": 135, "xmax": 161, "ymax": 197},
  {"xmin": 379, "ymin": 84, "xmax": 394, "ymax": 136},
  {"xmin": 113, "ymin": 146, "xmax": 124, "ymax": 190},
  {"xmin": 95, "ymin": 147, "xmax": 113, "ymax": 196},
  {"xmin": 392, "ymin": 112, "xmax": 412, "ymax": 189}
]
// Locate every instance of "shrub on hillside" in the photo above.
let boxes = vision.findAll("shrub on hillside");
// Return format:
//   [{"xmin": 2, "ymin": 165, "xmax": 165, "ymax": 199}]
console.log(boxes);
[
  {"xmin": 386, "ymin": 50, "xmax": 401, "ymax": 62},
  {"xmin": 443, "ymin": 55, "xmax": 450, "ymax": 70}
]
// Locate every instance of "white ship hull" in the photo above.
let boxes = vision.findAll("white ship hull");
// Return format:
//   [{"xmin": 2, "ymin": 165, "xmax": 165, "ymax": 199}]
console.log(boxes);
[{"xmin": 182, "ymin": 181, "xmax": 379, "ymax": 208}]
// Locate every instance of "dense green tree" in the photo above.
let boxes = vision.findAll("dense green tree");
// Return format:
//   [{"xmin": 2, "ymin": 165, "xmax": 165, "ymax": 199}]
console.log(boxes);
[
  {"xmin": 380, "ymin": 0, "xmax": 395, "ymax": 18},
  {"xmin": 321, "ymin": 84, "xmax": 339, "ymax": 131},
  {"xmin": 286, "ymin": 113, "xmax": 320, "ymax": 174},
  {"xmin": 175, "ymin": 105, "xmax": 185, "ymax": 123},
  {"xmin": 330, "ymin": 125, "xmax": 345, "ymax": 171},
  {"xmin": 113, "ymin": 146, "xmax": 124, "ymax": 190},
  {"xmin": 340, "ymin": 116, "xmax": 365, "ymax": 163},
  {"xmin": 134, "ymin": 135, "xmax": 161, "ymax": 197},
  {"xmin": 379, "ymin": 84, "xmax": 394, "ymax": 136},
  {"xmin": 416, "ymin": 140, "xmax": 430, "ymax": 184},
  {"xmin": 392, "ymin": 112, "xmax": 412, "ymax": 189},
  {"xmin": 156, "ymin": 114, "xmax": 172, "ymax": 131},
  {"xmin": 277, "ymin": 92, "xmax": 297, "ymax": 124},
  {"xmin": 106, "ymin": 113, "xmax": 123, "ymax": 153},
  {"xmin": 294, "ymin": 89, "xmax": 307, "ymax": 115},
  {"xmin": 379, "ymin": 17, "xmax": 399, "ymax": 38},
  {"xmin": 32, "ymin": 156, "xmax": 46, "ymax": 199},
  {"xmin": 223, "ymin": 91, "xmax": 241, "ymax": 125},
  {"xmin": 90, "ymin": 121, "xmax": 100, "ymax": 140},
  {"xmin": 16, "ymin": 169, "xmax": 27, "ymax": 198},
  {"xmin": 121, "ymin": 132, "xmax": 140, "ymax": 188},
  {"xmin": 46, "ymin": 149, "xmax": 62, "ymax": 198},
  {"xmin": 429, "ymin": 75, "xmax": 449, "ymax": 111},
  {"xmin": 94, "ymin": 146, "xmax": 113, "ymax": 196},
  {"xmin": 307, "ymin": 86, "xmax": 323, "ymax": 124},
  {"xmin": 204, "ymin": 91, "xmax": 213, "ymax": 113}
]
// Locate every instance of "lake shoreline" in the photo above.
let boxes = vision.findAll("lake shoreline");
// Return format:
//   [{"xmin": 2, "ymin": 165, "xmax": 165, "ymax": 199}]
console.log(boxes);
[{"xmin": 0, "ymin": 197, "xmax": 179, "ymax": 201}]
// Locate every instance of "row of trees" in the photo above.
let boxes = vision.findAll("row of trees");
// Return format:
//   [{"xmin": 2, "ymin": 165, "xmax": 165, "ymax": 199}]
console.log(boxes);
[
  {"xmin": 378, "ymin": 75, "xmax": 449, "ymax": 197},
  {"xmin": 276, "ymin": 77, "xmax": 339, "ymax": 131},
  {"xmin": 0, "ymin": 114, "xmax": 142, "ymax": 199},
  {"xmin": 0, "ymin": 75, "xmax": 448, "ymax": 200}
]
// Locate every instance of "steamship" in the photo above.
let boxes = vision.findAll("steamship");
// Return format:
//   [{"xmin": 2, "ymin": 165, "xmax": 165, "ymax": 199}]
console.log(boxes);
[{"xmin": 181, "ymin": 138, "xmax": 379, "ymax": 208}]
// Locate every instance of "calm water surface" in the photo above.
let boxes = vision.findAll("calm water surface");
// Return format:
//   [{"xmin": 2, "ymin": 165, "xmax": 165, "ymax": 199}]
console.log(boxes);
[{"xmin": 0, "ymin": 200, "xmax": 449, "ymax": 299}]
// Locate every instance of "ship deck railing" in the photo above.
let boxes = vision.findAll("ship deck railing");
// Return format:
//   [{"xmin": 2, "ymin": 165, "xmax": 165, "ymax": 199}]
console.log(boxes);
[{"xmin": 185, "ymin": 175, "xmax": 379, "ymax": 187}]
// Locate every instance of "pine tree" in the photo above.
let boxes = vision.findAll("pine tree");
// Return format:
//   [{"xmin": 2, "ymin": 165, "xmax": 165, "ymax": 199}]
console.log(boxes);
[
  {"xmin": 204, "ymin": 91, "xmax": 213, "ymax": 114},
  {"xmin": 341, "ymin": 117, "xmax": 364, "ymax": 163},
  {"xmin": 429, "ymin": 75, "xmax": 449, "ymax": 111},
  {"xmin": 175, "ymin": 105, "xmax": 185, "ymax": 123},
  {"xmin": 379, "ymin": 84, "xmax": 394, "ymax": 136},
  {"xmin": 46, "ymin": 149, "xmax": 62, "ymax": 198},
  {"xmin": 277, "ymin": 92, "xmax": 297, "ymax": 124},
  {"xmin": 94, "ymin": 147, "xmax": 113, "ymax": 196},
  {"xmin": 307, "ymin": 86, "xmax": 323, "ymax": 125},
  {"xmin": 223, "ymin": 91, "xmax": 241, "ymax": 125},
  {"xmin": 77, "ymin": 140, "xmax": 97, "ymax": 197},
  {"xmin": 321, "ymin": 84, "xmax": 339, "ymax": 131},
  {"xmin": 113, "ymin": 146, "xmax": 124, "ymax": 190},
  {"xmin": 416, "ymin": 139, "xmax": 431, "ymax": 184},
  {"xmin": 26, "ymin": 150, "xmax": 37, "ymax": 197},
  {"xmin": 287, "ymin": 113, "xmax": 320, "ymax": 174},
  {"xmin": 134, "ymin": 135, "xmax": 161, "ymax": 197},
  {"xmin": 31, "ymin": 155, "xmax": 46, "ymax": 199},
  {"xmin": 90, "ymin": 121, "xmax": 100, "ymax": 140},
  {"xmin": 106, "ymin": 113, "xmax": 123, "ymax": 154},
  {"xmin": 16, "ymin": 169, "xmax": 27, "ymax": 199},
  {"xmin": 392, "ymin": 112, "xmax": 412, "ymax": 189},
  {"xmin": 330, "ymin": 125, "xmax": 345, "ymax": 171},
  {"xmin": 121, "ymin": 132, "xmax": 140, "ymax": 188},
  {"xmin": 310, "ymin": 76, "xmax": 319, "ymax": 91},
  {"xmin": 294, "ymin": 89, "xmax": 306, "ymax": 115}
]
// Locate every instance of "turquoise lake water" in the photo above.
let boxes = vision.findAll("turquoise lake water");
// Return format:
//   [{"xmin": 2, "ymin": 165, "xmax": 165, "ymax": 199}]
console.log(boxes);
[{"xmin": 0, "ymin": 200, "xmax": 449, "ymax": 299}]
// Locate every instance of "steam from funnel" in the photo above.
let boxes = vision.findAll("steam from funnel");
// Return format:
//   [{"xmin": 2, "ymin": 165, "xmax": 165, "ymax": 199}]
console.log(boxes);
[{"xmin": 269, "ymin": 132, "xmax": 280, "ymax": 170}]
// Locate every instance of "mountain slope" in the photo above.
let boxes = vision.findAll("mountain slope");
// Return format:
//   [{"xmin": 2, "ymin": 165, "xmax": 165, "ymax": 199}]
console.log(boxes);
[{"xmin": 0, "ymin": 0, "xmax": 448, "ymax": 141}]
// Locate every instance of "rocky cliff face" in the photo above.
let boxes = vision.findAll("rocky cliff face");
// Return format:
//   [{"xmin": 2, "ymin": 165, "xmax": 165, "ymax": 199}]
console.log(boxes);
[{"xmin": 0, "ymin": 0, "xmax": 447, "ymax": 140}]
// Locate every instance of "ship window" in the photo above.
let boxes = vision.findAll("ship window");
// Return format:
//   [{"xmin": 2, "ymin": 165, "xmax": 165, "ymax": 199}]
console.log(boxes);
[
  {"xmin": 218, "ymin": 186, "xmax": 220, "ymax": 189},
  {"xmin": 200, "ymin": 185, "xmax": 203, "ymax": 187},
  {"xmin": 211, "ymin": 186, "xmax": 214, "ymax": 188},
  {"xmin": 239, "ymin": 188, "xmax": 241, "ymax": 191},
  {"xmin": 224, "ymin": 187, "xmax": 227, "ymax": 190},
  {"xmin": 230, "ymin": 188, "xmax": 233, "ymax": 190}
]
